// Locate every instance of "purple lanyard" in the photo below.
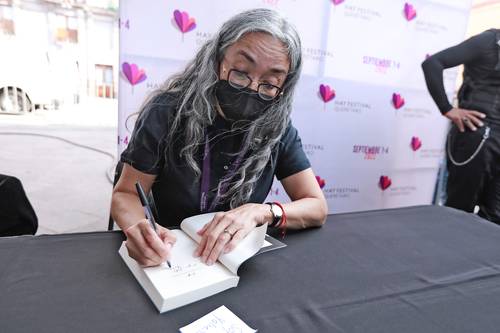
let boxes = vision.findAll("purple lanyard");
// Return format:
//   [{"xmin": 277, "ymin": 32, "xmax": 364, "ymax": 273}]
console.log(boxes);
[{"xmin": 200, "ymin": 134, "xmax": 245, "ymax": 213}]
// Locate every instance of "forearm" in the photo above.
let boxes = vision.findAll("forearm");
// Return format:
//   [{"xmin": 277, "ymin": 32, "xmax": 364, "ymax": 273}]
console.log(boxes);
[
  {"xmin": 421, "ymin": 57, "xmax": 453, "ymax": 114},
  {"xmin": 282, "ymin": 197, "xmax": 327, "ymax": 229},
  {"xmin": 111, "ymin": 191, "xmax": 146, "ymax": 231},
  {"xmin": 260, "ymin": 197, "xmax": 327, "ymax": 229}
]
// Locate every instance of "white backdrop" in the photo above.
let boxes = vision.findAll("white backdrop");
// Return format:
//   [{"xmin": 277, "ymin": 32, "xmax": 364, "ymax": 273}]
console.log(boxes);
[{"xmin": 119, "ymin": 0, "xmax": 471, "ymax": 214}]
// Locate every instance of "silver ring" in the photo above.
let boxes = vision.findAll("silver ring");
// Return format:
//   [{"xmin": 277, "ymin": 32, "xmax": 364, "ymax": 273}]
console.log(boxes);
[
  {"xmin": 223, "ymin": 229, "xmax": 233, "ymax": 237},
  {"xmin": 463, "ymin": 118, "xmax": 469, "ymax": 122}
]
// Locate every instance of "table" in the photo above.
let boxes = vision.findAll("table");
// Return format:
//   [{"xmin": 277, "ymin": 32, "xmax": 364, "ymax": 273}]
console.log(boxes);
[{"xmin": 2, "ymin": 205, "xmax": 500, "ymax": 332}]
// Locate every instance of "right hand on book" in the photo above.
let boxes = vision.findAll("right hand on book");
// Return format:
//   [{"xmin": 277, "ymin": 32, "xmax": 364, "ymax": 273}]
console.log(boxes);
[
  {"xmin": 193, "ymin": 204, "xmax": 270, "ymax": 265},
  {"xmin": 444, "ymin": 108, "xmax": 486, "ymax": 133},
  {"xmin": 124, "ymin": 219, "xmax": 177, "ymax": 267}
]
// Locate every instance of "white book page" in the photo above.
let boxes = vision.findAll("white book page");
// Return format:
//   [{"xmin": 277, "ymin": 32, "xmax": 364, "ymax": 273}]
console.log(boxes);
[
  {"xmin": 181, "ymin": 213, "xmax": 267, "ymax": 274},
  {"xmin": 180, "ymin": 305, "xmax": 257, "ymax": 333},
  {"xmin": 143, "ymin": 230, "xmax": 235, "ymax": 299}
]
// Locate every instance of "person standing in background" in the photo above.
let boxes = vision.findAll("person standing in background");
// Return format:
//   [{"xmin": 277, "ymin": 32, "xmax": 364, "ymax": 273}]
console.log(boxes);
[{"xmin": 422, "ymin": 29, "xmax": 500, "ymax": 223}]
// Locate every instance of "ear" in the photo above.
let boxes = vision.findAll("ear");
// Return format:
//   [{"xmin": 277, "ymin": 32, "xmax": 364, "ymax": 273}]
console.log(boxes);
[{"xmin": 218, "ymin": 62, "xmax": 227, "ymax": 80}]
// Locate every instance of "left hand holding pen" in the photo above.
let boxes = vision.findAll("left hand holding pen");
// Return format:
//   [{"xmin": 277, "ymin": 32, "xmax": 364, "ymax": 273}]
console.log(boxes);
[{"xmin": 194, "ymin": 203, "xmax": 269, "ymax": 265}]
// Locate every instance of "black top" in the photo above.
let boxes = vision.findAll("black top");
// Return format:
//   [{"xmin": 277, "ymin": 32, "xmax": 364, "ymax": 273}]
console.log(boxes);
[
  {"xmin": 422, "ymin": 29, "xmax": 500, "ymax": 117},
  {"xmin": 121, "ymin": 92, "xmax": 310, "ymax": 227}
]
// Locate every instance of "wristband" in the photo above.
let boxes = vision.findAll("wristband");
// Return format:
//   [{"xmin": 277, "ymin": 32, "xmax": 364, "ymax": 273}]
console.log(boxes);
[{"xmin": 272, "ymin": 201, "xmax": 287, "ymax": 239}]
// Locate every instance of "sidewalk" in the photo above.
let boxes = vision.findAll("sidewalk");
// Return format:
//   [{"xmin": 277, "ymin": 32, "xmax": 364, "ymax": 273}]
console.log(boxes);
[{"xmin": 0, "ymin": 98, "xmax": 118, "ymax": 234}]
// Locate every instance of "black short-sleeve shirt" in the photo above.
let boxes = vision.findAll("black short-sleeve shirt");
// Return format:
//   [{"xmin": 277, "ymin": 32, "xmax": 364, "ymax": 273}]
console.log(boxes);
[{"xmin": 121, "ymin": 92, "xmax": 311, "ymax": 227}]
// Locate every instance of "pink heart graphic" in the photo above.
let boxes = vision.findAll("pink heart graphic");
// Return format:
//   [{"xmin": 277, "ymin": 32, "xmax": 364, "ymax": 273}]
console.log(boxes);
[
  {"xmin": 319, "ymin": 84, "xmax": 336, "ymax": 103},
  {"xmin": 332, "ymin": 0, "xmax": 345, "ymax": 5},
  {"xmin": 392, "ymin": 93, "xmax": 405, "ymax": 109},
  {"xmin": 316, "ymin": 176, "xmax": 326, "ymax": 189},
  {"xmin": 379, "ymin": 176, "xmax": 392, "ymax": 191},
  {"xmin": 174, "ymin": 10, "xmax": 196, "ymax": 33},
  {"xmin": 122, "ymin": 62, "xmax": 147, "ymax": 86},
  {"xmin": 404, "ymin": 3, "xmax": 417, "ymax": 21},
  {"xmin": 425, "ymin": 53, "xmax": 431, "ymax": 59},
  {"xmin": 411, "ymin": 136, "xmax": 422, "ymax": 151}
]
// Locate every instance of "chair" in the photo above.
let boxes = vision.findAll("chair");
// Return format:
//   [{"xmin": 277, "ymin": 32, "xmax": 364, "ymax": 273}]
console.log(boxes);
[
  {"xmin": 107, "ymin": 162, "xmax": 159, "ymax": 230},
  {"xmin": 0, "ymin": 174, "xmax": 38, "ymax": 236},
  {"xmin": 108, "ymin": 162, "xmax": 124, "ymax": 231}
]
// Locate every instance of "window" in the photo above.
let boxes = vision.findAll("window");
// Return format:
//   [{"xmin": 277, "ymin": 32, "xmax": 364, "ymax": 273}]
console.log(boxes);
[
  {"xmin": 0, "ymin": 5, "xmax": 15, "ymax": 36},
  {"xmin": 95, "ymin": 64, "xmax": 115, "ymax": 98},
  {"xmin": 54, "ymin": 14, "xmax": 78, "ymax": 43}
]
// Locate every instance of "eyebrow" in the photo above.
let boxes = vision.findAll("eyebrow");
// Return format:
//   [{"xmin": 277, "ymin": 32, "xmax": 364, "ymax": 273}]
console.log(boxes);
[{"xmin": 236, "ymin": 49, "xmax": 288, "ymax": 75}]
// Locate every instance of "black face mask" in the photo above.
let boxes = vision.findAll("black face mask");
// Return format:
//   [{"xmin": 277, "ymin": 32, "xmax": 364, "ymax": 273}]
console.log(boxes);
[{"xmin": 215, "ymin": 80, "xmax": 275, "ymax": 122}]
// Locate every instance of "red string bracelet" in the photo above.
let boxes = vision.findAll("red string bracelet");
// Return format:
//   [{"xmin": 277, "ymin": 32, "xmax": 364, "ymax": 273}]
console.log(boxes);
[{"xmin": 273, "ymin": 201, "xmax": 287, "ymax": 239}]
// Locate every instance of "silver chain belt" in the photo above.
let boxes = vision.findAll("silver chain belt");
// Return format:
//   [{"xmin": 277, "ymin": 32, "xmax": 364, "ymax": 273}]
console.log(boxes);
[{"xmin": 447, "ymin": 126, "xmax": 491, "ymax": 166}]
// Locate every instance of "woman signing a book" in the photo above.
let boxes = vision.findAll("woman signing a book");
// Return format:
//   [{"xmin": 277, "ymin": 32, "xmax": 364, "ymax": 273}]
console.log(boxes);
[{"xmin": 111, "ymin": 8, "xmax": 328, "ymax": 267}]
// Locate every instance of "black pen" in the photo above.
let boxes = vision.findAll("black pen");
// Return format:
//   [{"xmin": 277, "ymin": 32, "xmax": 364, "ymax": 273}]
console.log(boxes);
[{"xmin": 135, "ymin": 181, "xmax": 172, "ymax": 268}]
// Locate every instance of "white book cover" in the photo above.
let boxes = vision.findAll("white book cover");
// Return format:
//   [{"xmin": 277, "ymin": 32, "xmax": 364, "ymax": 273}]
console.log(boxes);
[{"xmin": 119, "ymin": 212, "xmax": 274, "ymax": 313}]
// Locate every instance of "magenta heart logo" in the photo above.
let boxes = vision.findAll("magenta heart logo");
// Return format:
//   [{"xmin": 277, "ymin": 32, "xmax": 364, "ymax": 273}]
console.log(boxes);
[
  {"xmin": 411, "ymin": 136, "xmax": 422, "ymax": 151},
  {"xmin": 173, "ymin": 9, "xmax": 196, "ymax": 41},
  {"xmin": 316, "ymin": 176, "xmax": 326, "ymax": 189},
  {"xmin": 122, "ymin": 62, "xmax": 147, "ymax": 91},
  {"xmin": 404, "ymin": 3, "xmax": 417, "ymax": 21},
  {"xmin": 332, "ymin": 0, "xmax": 345, "ymax": 5},
  {"xmin": 379, "ymin": 176, "xmax": 392, "ymax": 191},
  {"xmin": 319, "ymin": 84, "xmax": 336, "ymax": 103},
  {"xmin": 392, "ymin": 93, "xmax": 405, "ymax": 109}
]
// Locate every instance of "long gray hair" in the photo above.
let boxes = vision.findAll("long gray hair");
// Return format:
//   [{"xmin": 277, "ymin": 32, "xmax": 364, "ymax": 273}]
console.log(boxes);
[{"xmin": 147, "ymin": 8, "xmax": 302, "ymax": 208}]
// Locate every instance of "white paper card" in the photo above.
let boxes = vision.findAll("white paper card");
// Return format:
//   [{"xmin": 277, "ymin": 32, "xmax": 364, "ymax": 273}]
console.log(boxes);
[{"xmin": 179, "ymin": 305, "xmax": 257, "ymax": 333}]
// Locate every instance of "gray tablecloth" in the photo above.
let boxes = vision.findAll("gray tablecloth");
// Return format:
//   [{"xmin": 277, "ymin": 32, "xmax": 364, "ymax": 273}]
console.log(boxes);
[{"xmin": 1, "ymin": 205, "xmax": 500, "ymax": 332}]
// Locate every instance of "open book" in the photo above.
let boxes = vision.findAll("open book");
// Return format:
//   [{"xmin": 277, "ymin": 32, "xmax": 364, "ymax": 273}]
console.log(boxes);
[{"xmin": 118, "ymin": 212, "xmax": 285, "ymax": 313}]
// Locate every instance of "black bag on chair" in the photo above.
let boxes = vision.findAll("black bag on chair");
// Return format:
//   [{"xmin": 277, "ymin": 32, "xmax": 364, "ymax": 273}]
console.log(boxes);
[{"xmin": 0, "ymin": 174, "xmax": 38, "ymax": 236}]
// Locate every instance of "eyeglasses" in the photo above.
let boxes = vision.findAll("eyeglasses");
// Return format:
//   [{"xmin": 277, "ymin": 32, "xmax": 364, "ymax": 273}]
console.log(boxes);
[{"xmin": 226, "ymin": 69, "xmax": 283, "ymax": 101}]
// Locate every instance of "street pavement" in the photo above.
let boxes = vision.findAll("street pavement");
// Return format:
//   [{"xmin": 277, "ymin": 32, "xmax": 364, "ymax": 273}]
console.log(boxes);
[{"xmin": 0, "ymin": 98, "xmax": 118, "ymax": 234}]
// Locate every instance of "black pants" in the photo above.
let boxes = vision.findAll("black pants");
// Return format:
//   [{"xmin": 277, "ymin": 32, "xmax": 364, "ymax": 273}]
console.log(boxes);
[{"xmin": 446, "ymin": 124, "xmax": 500, "ymax": 223}]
